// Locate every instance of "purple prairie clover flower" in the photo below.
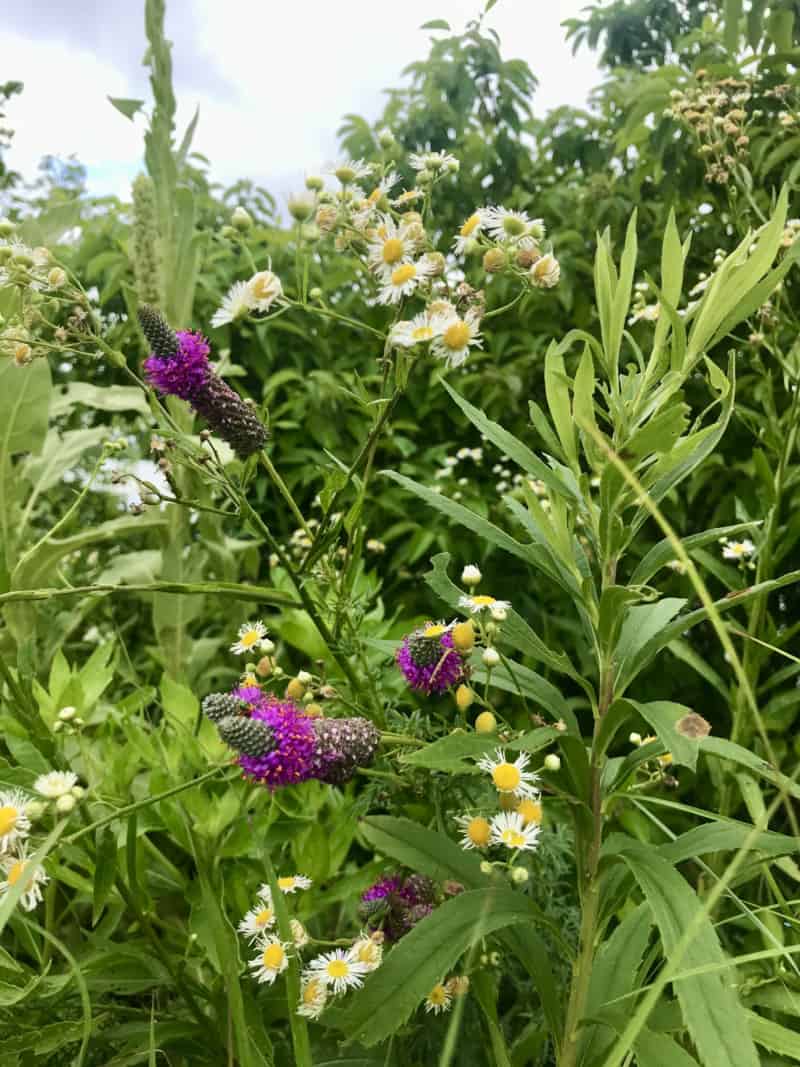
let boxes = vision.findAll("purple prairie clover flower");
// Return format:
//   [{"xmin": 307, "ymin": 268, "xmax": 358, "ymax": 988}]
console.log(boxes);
[
  {"xmin": 137, "ymin": 304, "xmax": 268, "ymax": 459},
  {"xmin": 359, "ymin": 872, "xmax": 438, "ymax": 941},
  {"xmin": 396, "ymin": 622, "xmax": 466, "ymax": 693},
  {"xmin": 232, "ymin": 689, "xmax": 317, "ymax": 789}
]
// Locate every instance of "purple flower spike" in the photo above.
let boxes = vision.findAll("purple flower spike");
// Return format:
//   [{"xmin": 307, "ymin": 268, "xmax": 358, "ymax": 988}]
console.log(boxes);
[
  {"xmin": 143, "ymin": 330, "xmax": 211, "ymax": 401},
  {"xmin": 232, "ymin": 689, "xmax": 317, "ymax": 789},
  {"xmin": 396, "ymin": 623, "xmax": 465, "ymax": 693}
]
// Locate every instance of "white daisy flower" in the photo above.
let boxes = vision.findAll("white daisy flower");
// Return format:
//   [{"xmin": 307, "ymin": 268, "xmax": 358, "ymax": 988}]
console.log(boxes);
[
  {"xmin": 297, "ymin": 975, "xmax": 328, "ymax": 1018},
  {"xmin": 246, "ymin": 270, "xmax": 284, "ymax": 312},
  {"xmin": 409, "ymin": 150, "xmax": 459, "ymax": 173},
  {"xmin": 489, "ymin": 810, "xmax": 541, "ymax": 852},
  {"xmin": 210, "ymin": 280, "xmax": 255, "ymax": 328},
  {"xmin": 348, "ymin": 933, "xmax": 383, "ymax": 972},
  {"xmin": 453, "ymin": 210, "xmax": 486, "ymax": 254},
  {"xmin": 628, "ymin": 303, "xmax": 660, "ymax": 325},
  {"xmin": 308, "ymin": 949, "xmax": 368, "ymax": 993},
  {"xmin": 483, "ymin": 206, "xmax": 536, "ymax": 242},
  {"xmin": 425, "ymin": 983, "xmax": 453, "ymax": 1014},
  {"xmin": 389, "ymin": 311, "xmax": 438, "ymax": 348},
  {"xmin": 0, "ymin": 790, "xmax": 31, "ymax": 852},
  {"xmin": 290, "ymin": 919, "xmax": 310, "ymax": 948},
  {"xmin": 366, "ymin": 216, "xmax": 415, "ymax": 281},
  {"xmin": 431, "ymin": 308, "xmax": 483, "ymax": 368},
  {"xmin": 0, "ymin": 844, "xmax": 48, "ymax": 911},
  {"xmin": 454, "ymin": 813, "xmax": 491, "ymax": 851},
  {"xmin": 458, "ymin": 594, "xmax": 511, "ymax": 615},
  {"xmin": 392, "ymin": 188, "xmax": 424, "ymax": 207},
  {"xmin": 248, "ymin": 936, "xmax": 290, "ymax": 984},
  {"xmin": 377, "ymin": 259, "xmax": 434, "ymax": 305},
  {"xmin": 530, "ymin": 253, "xmax": 561, "ymax": 289},
  {"xmin": 477, "ymin": 748, "xmax": 540, "ymax": 800},
  {"xmin": 330, "ymin": 158, "xmax": 374, "ymax": 185},
  {"xmin": 33, "ymin": 771, "xmax": 78, "ymax": 800},
  {"xmin": 238, "ymin": 900, "xmax": 276, "ymax": 941},
  {"xmin": 364, "ymin": 171, "xmax": 401, "ymax": 207},
  {"xmin": 277, "ymin": 874, "xmax": 312, "ymax": 894},
  {"xmin": 722, "ymin": 538, "xmax": 755, "ymax": 561},
  {"xmin": 230, "ymin": 620, "xmax": 268, "ymax": 655}
]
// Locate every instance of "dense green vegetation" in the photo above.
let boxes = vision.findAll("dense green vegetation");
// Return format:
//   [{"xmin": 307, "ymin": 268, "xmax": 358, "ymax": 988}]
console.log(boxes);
[{"xmin": 1, "ymin": 1, "xmax": 799, "ymax": 1064}]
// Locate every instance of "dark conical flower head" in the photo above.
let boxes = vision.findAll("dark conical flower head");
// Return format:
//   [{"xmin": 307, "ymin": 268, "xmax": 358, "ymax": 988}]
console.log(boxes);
[
  {"xmin": 217, "ymin": 714, "xmax": 276, "ymax": 757},
  {"xmin": 202, "ymin": 691, "xmax": 246, "ymax": 724},
  {"xmin": 311, "ymin": 716, "xmax": 380, "ymax": 785},
  {"xmin": 396, "ymin": 622, "xmax": 466, "ymax": 693}
]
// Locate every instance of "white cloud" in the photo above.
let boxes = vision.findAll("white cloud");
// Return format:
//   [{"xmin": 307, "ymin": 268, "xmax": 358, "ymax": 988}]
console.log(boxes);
[{"xmin": 4, "ymin": 0, "xmax": 600, "ymax": 201}]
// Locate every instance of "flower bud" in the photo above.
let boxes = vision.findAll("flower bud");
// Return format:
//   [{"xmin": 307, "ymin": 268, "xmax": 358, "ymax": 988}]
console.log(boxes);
[
  {"xmin": 482, "ymin": 648, "xmax": 500, "ymax": 668},
  {"xmin": 297, "ymin": 670, "xmax": 313, "ymax": 685},
  {"xmin": 0, "ymin": 217, "xmax": 16, "ymax": 237},
  {"xmin": 543, "ymin": 753, "xmax": 561, "ymax": 772},
  {"xmin": 288, "ymin": 192, "xmax": 316, "ymax": 222},
  {"xmin": 455, "ymin": 684, "xmax": 475, "ymax": 711},
  {"xmin": 70, "ymin": 785, "xmax": 85, "ymax": 799},
  {"xmin": 378, "ymin": 128, "xmax": 394, "ymax": 148},
  {"xmin": 511, "ymin": 866, "xmax": 529, "ymax": 884},
  {"xmin": 319, "ymin": 684, "xmax": 337, "ymax": 699},
  {"xmin": 256, "ymin": 656, "xmax": 273, "ymax": 678},
  {"xmin": 56, "ymin": 793, "xmax": 76, "ymax": 814},
  {"xmin": 25, "ymin": 801, "xmax": 46, "ymax": 821},
  {"xmin": 231, "ymin": 206, "xmax": 254, "ymax": 231},
  {"xmin": 479, "ymin": 860, "xmax": 493, "ymax": 875},
  {"xmin": 13, "ymin": 342, "xmax": 32, "ymax": 366},
  {"xmin": 629, "ymin": 732, "xmax": 642, "ymax": 745},
  {"xmin": 309, "ymin": 287, "xmax": 323, "ymax": 301},
  {"xmin": 47, "ymin": 267, "xmax": 67, "ymax": 289},
  {"xmin": 461, "ymin": 564, "xmax": 482, "ymax": 586},
  {"xmin": 416, "ymin": 169, "xmax": 434, "ymax": 186},
  {"xmin": 451, "ymin": 621, "xmax": 475, "ymax": 653},
  {"xmin": 483, "ymin": 247, "xmax": 507, "ymax": 273},
  {"xmin": 261, "ymin": 638, "xmax": 276, "ymax": 655},
  {"xmin": 305, "ymin": 702, "xmax": 323, "ymax": 717},
  {"xmin": 475, "ymin": 710, "xmax": 497, "ymax": 734},
  {"xmin": 316, "ymin": 204, "xmax": 337, "ymax": 232},
  {"xmin": 305, "ymin": 174, "xmax": 324, "ymax": 192},
  {"xmin": 58, "ymin": 706, "xmax": 77, "ymax": 721},
  {"xmin": 286, "ymin": 678, "xmax": 306, "ymax": 701},
  {"xmin": 220, "ymin": 225, "xmax": 239, "ymax": 240},
  {"xmin": 423, "ymin": 252, "xmax": 445, "ymax": 276}
]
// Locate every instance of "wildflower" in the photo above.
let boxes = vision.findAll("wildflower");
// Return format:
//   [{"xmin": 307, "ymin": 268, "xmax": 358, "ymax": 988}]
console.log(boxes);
[
  {"xmin": 330, "ymin": 158, "xmax": 374, "ymax": 185},
  {"xmin": 392, "ymin": 188, "xmax": 424, "ymax": 207},
  {"xmin": 543, "ymin": 753, "xmax": 561, "ymax": 772},
  {"xmin": 431, "ymin": 308, "xmax": 482, "ymax": 368},
  {"xmin": 297, "ymin": 975, "xmax": 328, "ymax": 1018},
  {"xmin": 453, "ymin": 211, "xmax": 486, "ymax": 255},
  {"xmin": 483, "ymin": 206, "xmax": 537, "ymax": 242},
  {"xmin": 530, "ymin": 253, "xmax": 560, "ymax": 288},
  {"xmin": 367, "ymin": 216, "xmax": 416, "ymax": 280},
  {"xmin": 290, "ymin": 919, "xmax": 309, "ymax": 947},
  {"xmin": 489, "ymin": 811, "xmax": 541, "ymax": 852},
  {"xmin": 366, "ymin": 538, "xmax": 386, "ymax": 552},
  {"xmin": 238, "ymin": 900, "xmax": 276, "ymax": 941},
  {"xmin": 0, "ymin": 844, "xmax": 48, "ymax": 910},
  {"xmin": 455, "ymin": 814, "xmax": 491, "ymax": 851},
  {"xmin": 0, "ymin": 790, "xmax": 31, "ymax": 852},
  {"xmin": 55, "ymin": 794, "xmax": 76, "ymax": 814},
  {"xmin": 482, "ymin": 648, "xmax": 500, "ymax": 668},
  {"xmin": 475, "ymin": 710, "xmax": 497, "ymax": 733},
  {"xmin": 47, "ymin": 267, "xmax": 67, "ymax": 289},
  {"xmin": 461, "ymin": 564, "xmax": 482, "ymax": 586},
  {"xmin": 722, "ymin": 538, "xmax": 755, "ymax": 561},
  {"xmin": 425, "ymin": 983, "xmax": 453, "ymax": 1014},
  {"xmin": 277, "ymin": 874, "xmax": 313, "ymax": 893},
  {"xmin": 451, "ymin": 621, "xmax": 475, "ymax": 652},
  {"xmin": 229, "ymin": 690, "xmax": 317, "ymax": 788},
  {"xmin": 308, "ymin": 949, "xmax": 368, "ymax": 993},
  {"xmin": 247, "ymin": 270, "xmax": 284, "ymax": 312},
  {"xmin": 310, "ymin": 717, "xmax": 381, "ymax": 785},
  {"xmin": 389, "ymin": 311, "xmax": 438, "ymax": 348},
  {"xmin": 377, "ymin": 259, "xmax": 434, "ymax": 304},
  {"xmin": 511, "ymin": 866, "xmax": 530, "ymax": 884},
  {"xmin": 231, "ymin": 205, "xmax": 254, "ymax": 230},
  {"xmin": 287, "ymin": 192, "xmax": 315, "ymax": 222},
  {"xmin": 359, "ymin": 874, "xmax": 436, "ymax": 940},
  {"xmin": 459, "ymin": 594, "xmax": 511, "ymax": 615},
  {"xmin": 139, "ymin": 306, "xmax": 268, "ymax": 459},
  {"xmin": 477, "ymin": 749, "xmax": 540, "ymax": 800},
  {"xmin": 231, "ymin": 620, "xmax": 269, "ymax": 655},
  {"xmin": 210, "ymin": 281, "xmax": 255, "ymax": 327},
  {"xmin": 515, "ymin": 797, "xmax": 543, "ymax": 826},
  {"xmin": 348, "ymin": 932, "xmax": 383, "ymax": 971},
  {"xmin": 447, "ymin": 975, "xmax": 470, "ymax": 996},
  {"xmin": 409, "ymin": 150, "xmax": 459, "ymax": 173},
  {"xmin": 396, "ymin": 623, "xmax": 466, "ymax": 693},
  {"xmin": 249, "ymin": 936, "xmax": 290, "ymax": 984}
]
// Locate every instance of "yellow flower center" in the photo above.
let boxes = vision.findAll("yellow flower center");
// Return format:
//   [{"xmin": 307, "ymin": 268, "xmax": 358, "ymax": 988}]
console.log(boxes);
[
  {"xmin": 240, "ymin": 630, "xmax": 260, "ymax": 647},
  {"xmin": 277, "ymin": 877, "xmax": 295, "ymax": 891},
  {"xmin": 471, "ymin": 595, "xmax": 495, "ymax": 606},
  {"xmin": 327, "ymin": 959, "xmax": 349, "ymax": 979},
  {"xmin": 516, "ymin": 799, "xmax": 542, "ymax": 826},
  {"xmin": 367, "ymin": 187, "xmax": 382, "ymax": 205},
  {"xmin": 492, "ymin": 763, "xmax": 521, "ymax": 791},
  {"xmin": 357, "ymin": 942, "xmax": 378, "ymax": 964},
  {"xmin": 502, "ymin": 215, "xmax": 526, "ymax": 236},
  {"xmin": 428, "ymin": 984, "xmax": 447, "ymax": 1005},
  {"xmin": 501, "ymin": 829, "xmax": 526, "ymax": 848},
  {"xmin": 262, "ymin": 943, "xmax": 285, "ymax": 969},
  {"xmin": 303, "ymin": 979, "xmax": 322, "ymax": 1003},
  {"xmin": 0, "ymin": 807, "xmax": 19, "ymax": 837},
  {"xmin": 460, "ymin": 213, "xmax": 480, "ymax": 236},
  {"xmin": 423, "ymin": 624, "xmax": 446, "ymax": 638},
  {"xmin": 391, "ymin": 264, "xmax": 416, "ymax": 286},
  {"xmin": 467, "ymin": 817, "xmax": 491, "ymax": 847},
  {"xmin": 382, "ymin": 237, "xmax": 404, "ymax": 263},
  {"xmin": 8, "ymin": 861, "xmax": 25, "ymax": 886},
  {"xmin": 252, "ymin": 276, "xmax": 275, "ymax": 301},
  {"xmin": 411, "ymin": 325, "xmax": 434, "ymax": 341},
  {"xmin": 443, "ymin": 321, "xmax": 471, "ymax": 350},
  {"xmin": 255, "ymin": 908, "xmax": 273, "ymax": 928}
]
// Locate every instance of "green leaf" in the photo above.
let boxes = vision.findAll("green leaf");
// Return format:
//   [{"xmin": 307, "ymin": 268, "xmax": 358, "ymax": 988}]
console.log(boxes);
[
  {"xmin": 700, "ymin": 737, "xmax": 800, "ymax": 801},
  {"xmin": 421, "ymin": 19, "xmax": 451, "ymax": 30},
  {"xmin": 333, "ymin": 888, "xmax": 535, "ymax": 1045},
  {"xmin": 747, "ymin": 1010, "xmax": 800, "ymax": 1060},
  {"xmin": 0, "ymin": 358, "xmax": 51, "ymax": 457},
  {"xmin": 49, "ymin": 382, "xmax": 150, "ymax": 417},
  {"xmin": 399, "ymin": 727, "xmax": 559, "ymax": 774},
  {"xmin": 614, "ymin": 599, "xmax": 687, "ymax": 692},
  {"xmin": 629, "ymin": 522, "xmax": 760, "ymax": 587},
  {"xmin": 108, "ymin": 96, "xmax": 145, "ymax": 120},
  {"xmin": 629, "ymin": 699, "xmax": 701, "ymax": 771},
  {"xmin": 660, "ymin": 821, "xmax": 798, "ymax": 865},
  {"xmin": 635, "ymin": 1029, "xmax": 701, "ymax": 1067},
  {"xmin": 724, "ymin": 0, "xmax": 742, "ymax": 52},
  {"xmin": 92, "ymin": 827, "xmax": 118, "ymax": 927},
  {"xmin": 360, "ymin": 817, "xmax": 486, "ymax": 888},
  {"xmin": 544, "ymin": 343, "xmax": 578, "ymax": 471},
  {"xmin": 619, "ymin": 843, "xmax": 759, "ymax": 1067}
]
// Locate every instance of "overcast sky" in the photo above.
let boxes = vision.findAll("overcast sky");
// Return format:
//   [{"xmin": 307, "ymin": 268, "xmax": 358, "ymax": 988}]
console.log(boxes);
[{"xmin": 3, "ymin": 1, "xmax": 601, "ymax": 203}]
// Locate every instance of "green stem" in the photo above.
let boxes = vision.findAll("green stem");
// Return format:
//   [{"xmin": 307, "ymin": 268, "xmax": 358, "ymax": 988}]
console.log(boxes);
[
  {"xmin": 263, "ymin": 854, "xmax": 312, "ymax": 1067},
  {"xmin": 0, "ymin": 581, "xmax": 300, "ymax": 609},
  {"xmin": 259, "ymin": 451, "xmax": 312, "ymax": 537}
]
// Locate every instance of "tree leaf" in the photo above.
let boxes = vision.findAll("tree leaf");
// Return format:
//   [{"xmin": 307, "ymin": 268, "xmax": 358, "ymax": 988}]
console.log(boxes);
[{"xmin": 108, "ymin": 96, "xmax": 145, "ymax": 120}]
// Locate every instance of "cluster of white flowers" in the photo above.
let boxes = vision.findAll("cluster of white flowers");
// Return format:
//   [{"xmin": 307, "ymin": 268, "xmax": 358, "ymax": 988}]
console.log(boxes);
[{"xmin": 242, "ymin": 877, "xmax": 312, "ymax": 984}]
